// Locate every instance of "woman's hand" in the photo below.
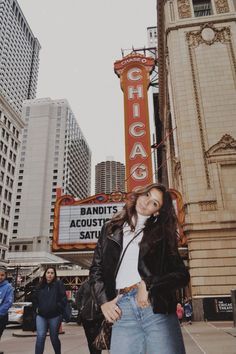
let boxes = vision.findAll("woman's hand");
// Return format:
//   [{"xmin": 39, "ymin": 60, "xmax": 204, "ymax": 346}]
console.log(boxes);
[
  {"xmin": 101, "ymin": 295, "xmax": 122, "ymax": 323},
  {"xmin": 136, "ymin": 280, "xmax": 150, "ymax": 308}
]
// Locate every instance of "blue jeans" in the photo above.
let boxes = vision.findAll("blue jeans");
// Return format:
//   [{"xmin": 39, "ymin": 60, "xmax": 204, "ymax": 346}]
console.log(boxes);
[
  {"xmin": 111, "ymin": 289, "xmax": 186, "ymax": 354},
  {"xmin": 35, "ymin": 314, "xmax": 62, "ymax": 354}
]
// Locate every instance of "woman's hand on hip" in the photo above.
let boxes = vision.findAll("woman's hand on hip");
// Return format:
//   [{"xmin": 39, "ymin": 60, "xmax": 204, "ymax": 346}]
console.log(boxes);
[
  {"xmin": 101, "ymin": 295, "xmax": 122, "ymax": 323},
  {"xmin": 136, "ymin": 280, "xmax": 150, "ymax": 308}
]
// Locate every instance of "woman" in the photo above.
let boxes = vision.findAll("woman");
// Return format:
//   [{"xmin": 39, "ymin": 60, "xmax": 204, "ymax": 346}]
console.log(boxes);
[
  {"xmin": 90, "ymin": 183, "xmax": 190, "ymax": 354},
  {"xmin": 176, "ymin": 303, "xmax": 184, "ymax": 326},
  {"xmin": 184, "ymin": 298, "xmax": 193, "ymax": 325},
  {"xmin": 76, "ymin": 279, "xmax": 103, "ymax": 354},
  {"xmin": 33, "ymin": 266, "xmax": 67, "ymax": 354}
]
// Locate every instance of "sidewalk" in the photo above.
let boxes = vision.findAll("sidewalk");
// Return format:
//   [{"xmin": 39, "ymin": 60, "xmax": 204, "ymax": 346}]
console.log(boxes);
[
  {"xmin": 182, "ymin": 321, "xmax": 236, "ymax": 354},
  {"xmin": 1, "ymin": 321, "xmax": 236, "ymax": 353}
]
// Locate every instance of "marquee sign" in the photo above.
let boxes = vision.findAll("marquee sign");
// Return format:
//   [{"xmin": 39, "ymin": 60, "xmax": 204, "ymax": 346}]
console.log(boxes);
[
  {"xmin": 52, "ymin": 189, "xmax": 187, "ymax": 254},
  {"xmin": 114, "ymin": 53, "xmax": 155, "ymax": 192},
  {"xmin": 52, "ymin": 192, "xmax": 126, "ymax": 252}
]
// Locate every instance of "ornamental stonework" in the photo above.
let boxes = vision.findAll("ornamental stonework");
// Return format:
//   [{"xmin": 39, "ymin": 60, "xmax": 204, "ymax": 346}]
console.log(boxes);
[
  {"xmin": 199, "ymin": 201, "xmax": 218, "ymax": 211},
  {"xmin": 206, "ymin": 134, "xmax": 236, "ymax": 157},
  {"xmin": 214, "ymin": 0, "xmax": 230, "ymax": 13},
  {"xmin": 186, "ymin": 23, "xmax": 231, "ymax": 48},
  {"xmin": 177, "ymin": 0, "xmax": 192, "ymax": 18}
]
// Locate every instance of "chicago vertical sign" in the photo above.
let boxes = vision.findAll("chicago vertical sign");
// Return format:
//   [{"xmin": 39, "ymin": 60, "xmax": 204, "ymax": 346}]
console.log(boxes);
[{"xmin": 114, "ymin": 53, "xmax": 155, "ymax": 191}]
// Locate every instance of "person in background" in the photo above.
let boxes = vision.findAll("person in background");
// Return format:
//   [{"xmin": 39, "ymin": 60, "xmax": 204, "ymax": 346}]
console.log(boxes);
[
  {"xmin": 90, "ymin": 183, "xmax": 190, "ymax": 354},
  {"xmin": 0, "ymin": 265, "xmax": 13, "ymax": 346},
  {"xmin": 76, "ymin": 279, "xmax": 103, "ymax": 354},
  {"xmin": 32, "ymin": 266, "xmax": 67, "ymax": 354},
  {"xmin": 184, "ymin": 298, "xmax": 193, "ymax": 325},
  {"xmin": 176, "ymin": 303, "xmax": 184, "ymax": 326}
]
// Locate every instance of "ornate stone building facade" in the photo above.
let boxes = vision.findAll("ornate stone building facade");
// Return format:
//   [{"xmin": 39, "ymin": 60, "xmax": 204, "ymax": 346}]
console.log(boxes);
[{"xmin": 157, "ymin": 0, "xmax": 236, "ymax": 319}]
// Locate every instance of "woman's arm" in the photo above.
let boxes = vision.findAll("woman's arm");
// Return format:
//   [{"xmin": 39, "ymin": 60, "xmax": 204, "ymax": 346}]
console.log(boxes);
[
  {"xmin": 144, "ymin": 247, "xmax": 190, "ymax": 293},
  {"xmin": 32, "ymin": 287, "xmax": 39, "ymax": 313},
  {"xmin": 0, "ymin": 285, "xmax": 13, "ymax": 316},
  {"xmin": 89, "ymin": 223, "xmax": 121, "ymax": 322},
  {"xmin": 57, "ymin": 280, "xmax": 67, "ymax": 308},
  {"xmin": 89, "ymin": 223, "xmax": 109, "ymax": 306}
]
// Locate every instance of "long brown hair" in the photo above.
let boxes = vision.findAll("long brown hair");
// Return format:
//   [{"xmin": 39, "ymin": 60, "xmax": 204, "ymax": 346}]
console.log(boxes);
[{"xmin": 108, "ymin": 183, "xmax": 178, "ymax": 253}]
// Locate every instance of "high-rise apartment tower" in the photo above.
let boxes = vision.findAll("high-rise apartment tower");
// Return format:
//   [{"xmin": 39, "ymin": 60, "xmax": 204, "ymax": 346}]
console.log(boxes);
[
  {"xmin": 95, "ymin": 160, "xmax": 125, "ymax": 194},
  {"xmin": 0, "ymin": 0, "xmax": 41, "ymax": 115},
  {"xmin": 0, "ymin": 0, "xmax": 40, "ymax": 263},
  {"xmin": 10, "ymin": 98, "xmax": 91, "ymax": 252}
]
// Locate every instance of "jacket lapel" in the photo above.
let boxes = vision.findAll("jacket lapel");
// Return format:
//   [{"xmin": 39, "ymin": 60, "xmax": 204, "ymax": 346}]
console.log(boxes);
[{"xmin": 107, "ymin": 226, "xmax": 123, "ymax": 249}]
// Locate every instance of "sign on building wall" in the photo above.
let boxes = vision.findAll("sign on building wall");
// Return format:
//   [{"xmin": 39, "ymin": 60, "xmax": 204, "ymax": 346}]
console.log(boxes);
[
  {"xmin": 203, "ymin": 297, "xmax": 233, "ymax": 321},
  {"xmin": 52, "ymin": 192, "xmax": 126, "ymax": 252},
  {"xmin": 59, "ymin": 203, "xmax": 124, "ymax": 244},
  {"xmin": 114, "ymin": 53, "xmax": 155, "ymax": 192}
]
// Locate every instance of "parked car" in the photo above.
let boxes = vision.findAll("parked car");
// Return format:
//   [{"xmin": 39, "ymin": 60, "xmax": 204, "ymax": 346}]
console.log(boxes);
[{"xmin": 8, "ymin": 302, "xmax": 32, "ymax": 324}]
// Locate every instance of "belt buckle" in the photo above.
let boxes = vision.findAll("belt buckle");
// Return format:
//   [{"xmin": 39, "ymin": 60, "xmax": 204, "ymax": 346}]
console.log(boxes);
[{"xmin": 120, "ymin": 283, "xmax": 137, "ymax": 294}]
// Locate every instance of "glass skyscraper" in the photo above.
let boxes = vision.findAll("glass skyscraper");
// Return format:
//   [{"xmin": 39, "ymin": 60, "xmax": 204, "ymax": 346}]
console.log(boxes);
[{"xmin": 0, "ymin": 0, "xmax": 41, "ymax": 114}]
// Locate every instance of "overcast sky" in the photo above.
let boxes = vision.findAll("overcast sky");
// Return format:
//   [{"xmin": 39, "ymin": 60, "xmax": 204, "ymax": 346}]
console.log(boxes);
[{"xmin": 18, "ymin": 0, "xmax": 157, "ymax": 192}]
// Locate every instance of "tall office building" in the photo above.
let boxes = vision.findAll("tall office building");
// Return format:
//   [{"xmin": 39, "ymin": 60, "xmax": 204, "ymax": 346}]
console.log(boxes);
[
  {"xmin": 0, "ymin": 0, "xmax": 40, "ymax": 264},
  {"xmin": 95, "ymin": 160, "xmax": 125, "ymax": 194},
  {"xmin": 9, "ymin": 98, "xmax": 91, "ymax": 255},
  {"xmin": 0, "ymin": 0, "xmax": 41, "ymax": 115},
  {"xmin": 147, "ymin": 26, "xmax": 158, "ymax": 53}
]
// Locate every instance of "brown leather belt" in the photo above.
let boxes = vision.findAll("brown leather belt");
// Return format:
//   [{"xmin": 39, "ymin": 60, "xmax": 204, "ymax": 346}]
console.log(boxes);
[{"xmin": 118, "ymin": 283, "xmax": 138, "ymax": 294}]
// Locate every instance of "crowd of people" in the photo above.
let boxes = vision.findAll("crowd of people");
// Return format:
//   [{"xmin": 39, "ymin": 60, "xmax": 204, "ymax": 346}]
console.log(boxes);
[{"xmin": 0, "ymin": 183, "xmax": 191, "ymax": 354}]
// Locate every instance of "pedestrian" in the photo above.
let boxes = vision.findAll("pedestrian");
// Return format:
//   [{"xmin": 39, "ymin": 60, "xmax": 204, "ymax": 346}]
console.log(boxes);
[
  {"xmin": 184, "ymin": 298, "xmax": 193, "ymax": 325},
  {"xmin": 90, "ymin": 182, "xmax": 190, "ymax": 354},
  {"xmin": 32, "ymin": 266, "xmax": 67, "ymax": 354},
  {"xmin": 176, "ymin": 303, "xmax": 184, "ymax": 326},
  {"xmin": 0, "ymin": 265, "xmax": 13, "ymax": 345},
  {"xmin": 76, "ymin": 279, "xmax": 103, "ymax": 354}
]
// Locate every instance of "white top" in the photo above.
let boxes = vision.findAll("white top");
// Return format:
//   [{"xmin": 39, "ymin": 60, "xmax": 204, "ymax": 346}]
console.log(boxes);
[{"xmin": 116, "ymin": 213, "xmax": 149, "ymax": 289}]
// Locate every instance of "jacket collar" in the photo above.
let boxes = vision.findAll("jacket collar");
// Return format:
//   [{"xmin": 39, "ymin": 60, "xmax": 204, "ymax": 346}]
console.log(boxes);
[{"xmin": 108, "ymin": 226, "xmax": 123, "ymax": 248}]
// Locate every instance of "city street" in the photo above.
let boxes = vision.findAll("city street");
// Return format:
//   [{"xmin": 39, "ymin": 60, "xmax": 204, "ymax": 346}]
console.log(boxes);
[{"xmin": 1, "ymin": 321, "xmax": 236, "ymax": 354}]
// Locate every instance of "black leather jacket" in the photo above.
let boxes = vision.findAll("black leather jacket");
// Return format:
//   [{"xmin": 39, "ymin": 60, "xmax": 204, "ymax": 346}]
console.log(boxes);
[{"xmin": 90, "ymin": 222, "xmax": 190, "ymax": 314}]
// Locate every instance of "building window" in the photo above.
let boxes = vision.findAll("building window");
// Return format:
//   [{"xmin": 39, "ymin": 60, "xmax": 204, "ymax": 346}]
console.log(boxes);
[
  {"xmin": 193, "ymin": 0, "xmax": 212, "ymax": 16},
  {"xmin": 2, "ymin": 250, "xmax": 6, "ymax": 260},
  {"xmin": 22, "ymin": 245, "xmax": 27, "ymax": 251},
  {"xmin": 25, "ymin": 106, "xmax": 30, "ymax": 116}
]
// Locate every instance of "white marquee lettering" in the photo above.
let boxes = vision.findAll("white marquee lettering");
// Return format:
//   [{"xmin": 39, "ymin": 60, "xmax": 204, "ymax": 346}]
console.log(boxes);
[
  {"xmin": 128, "ymin": 85, "xmax": 143, "ymax": 100},
  {"xmin": 130, "ymin": 142, "xmax": 147, "ymax": 159},
  {"xmin": 132, "ymin": 103, "xmax": 140, "ymax": 118},
  {"xmin": 127, "ymin": 68, "xmax": 142, "ymax": 81},
  {"xmin": 130, "ymin": 164, "xmax": 148, "ymax": 180},
  {"xmin": 129, "ymin": 122, "xmax": 145, "ymax": 137},
  {"xmin": 121, "ymin": 57, "xmax": 147, "ymax": 66}
]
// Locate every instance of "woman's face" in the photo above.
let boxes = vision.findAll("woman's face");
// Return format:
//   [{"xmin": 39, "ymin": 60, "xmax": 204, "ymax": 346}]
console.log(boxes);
[
  {"xmin": 45, "ymin": 268, "xmax": 55, "ymax": 283},
  {"xmin": 135, "ymin": 188, "xmax": 163, "ymax": 217}
]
